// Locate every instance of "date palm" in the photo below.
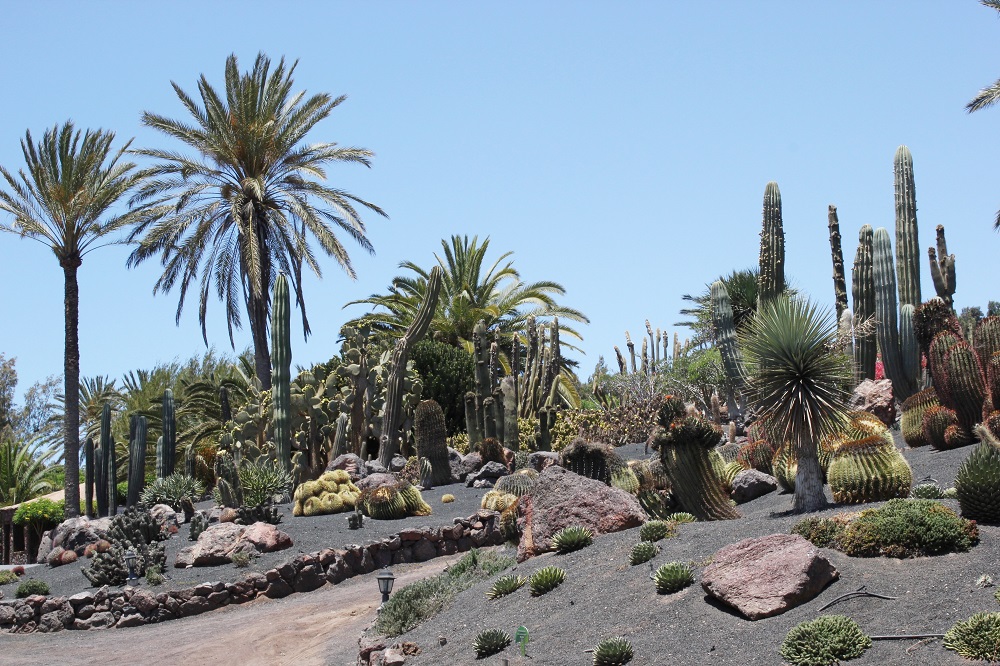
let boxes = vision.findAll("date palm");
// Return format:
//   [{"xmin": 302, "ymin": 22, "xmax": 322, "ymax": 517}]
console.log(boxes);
[
  {"xmin": 0, "ymin": 123, "xmax": 143, "ymax": 516},
  {"xmin": 127, "ymin": 52, "xmax": 387, "ymax": 389},
  {"xmin": 967, "ymin": 1, "xmax": 1000, "ymax": 228},
  {"xmin": 0, "ymin": 427, "xmax": 61, "ymax": 506},
  {"xmin": 740, "ymin": 296, "xmax": 851, "ymax": 513}
]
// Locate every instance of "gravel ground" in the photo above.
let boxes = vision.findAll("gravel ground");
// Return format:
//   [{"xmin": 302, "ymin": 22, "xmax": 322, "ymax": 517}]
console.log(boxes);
[
  {"xmin": 0, "ymin": 482, "xmax": 491, "ymax": 599},
  {"xmin": 396, "ymin": 439, "xmax": 996, "ymax": 666}
]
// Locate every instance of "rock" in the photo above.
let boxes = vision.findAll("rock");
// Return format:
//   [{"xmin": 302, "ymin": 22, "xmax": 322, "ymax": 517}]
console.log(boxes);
[
  {"xmin": 365, "ymin": 460, "xmax": 388, "ymax": 475},
  {"xmin": 466, "ymin": 461, "xmax": 508, "ymax": 487},
  {"xmin": 516, "ymin": 465, "xmax": 646, "ymax": 561},
  {"xmin": 36, "ymin": 611, "xmax": 65, "ymax": 632},
  {"xmin": 381, "ymin": 647, "xmax": 408, "ymax": 666},
  {"xmin": 527, "ymin": 451, "xmax": 560, "ymax": 472},
  {"xmin": 472, "ymin": 479, "xmax": 494, "ymax": 489},
  {"xmin": 356, "ymin": 473, "xmax": 399, "ymax": 492},
  {"xmin": 241, "ymin": 522, "xmax": 293, "ymax": 552},
  {"xmin": 129, "ymin": 590, "xmax": 159, "ymax": 615},
  {"xmin": 730, "ymin": 470, "xmax": 778, "ymax": 504},
  {"xmin": 327, "ymin": 453, "xmax": 368, "ymax": 480},
  {"xmin": 459, "ymin": 451, "xmax": 483, "ymax": 476},
  {"xmin": 447, "ymin": 447, "xmax": 472, "ymax": 482},
  {"xmin": 701, "ymin": 533, "xmax": 839, "ymax": 620},
  {"xmin": 175, "ymin": 521, "xmax": 292, "ymax": 567},
  {"xmin": 389, "ymin": 455, "xmax": 408, "ymax": 472},
  {"xmin": 149, "ymin": 504, "xmax": 180, "ymax": 532},
  {"xmin": 37, "ymin": 516, "xmax": 112, "ymax": 562},
  {"xmin": 75, "ymin": 611, "xmax": 114, "ymax": 630},
  {"xmin": 849, "ymin": 378, "xmax": 896, "ymax": 427}
]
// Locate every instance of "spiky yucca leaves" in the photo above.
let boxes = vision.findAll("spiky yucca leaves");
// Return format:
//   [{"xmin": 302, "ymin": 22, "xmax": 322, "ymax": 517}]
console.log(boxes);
[
  {"xmin": 955, "ymin": 426, "xmax": 1000, "ymax": 524},
  {"xmin": 741, "ymin": 297, "xmax": 852, "ymax": 513},
  {"xmin": 140, "ymin": 473, "xmax": 205, "ymax": 511},
  {"xmin": 779, "ymin": 615, "xmax": 871, "ymax": 666},
  {"xmin": 473, "ymin": 628, "xmax": 512, "ymax": 658},
  {"xmin": 630, "ymin": 541, "xmax": 657, "ymax": 565},
  {"xmin": 529, "ymin": 565, "xmax": 565, "ymax": 596},
  {"xmin": 639, "ymin": 520, "xmax": 675, "ymax": 542},
  {"xmin": 666, "ymin": 512, "xmax": 696, "ymax": 524},
  {"xmin": 736, "ymin": 438, "xmax": 776, "ymax": 474},
  {"xmin": 653, "ymin": 561, "xmax": 694, "ymax": 594},
  {"xmin": 827, "ymin": 436, "xmax": 912, "ymax": 504},
  {"xmin": 361, "ymin": 485, "xmax": 407, "ymax": 520},
  {"xmin": 911, "ymin": 482, "xmax": 945, "ymax": 499},
  {"xmin": 901, "ymin": 388, "xmax": 940, "ymax": 447},
  {"xmin": 771, "ymin": 443, "xmax": 797, "ymax": 492},
  {"xmin": 397, "ymin": 482, "xmax": 432, "ymax": 517},
  {"xmin": 494, "ymin": 469, "xmax": 537, "ymax": 497},
  {"xmin": 551, "ymin": 525, "xmax": 593, "ymax": 554},
  {"xmin": 650, "ymin": 398, "xmax": 739, "ymax": 521},
  {"xmin": 593, "ymin": 636, "xmax": 634, "ymax": 666},
  {"xmin": 486, "ymin": 574, "xmax": 526, "ymax": 599},
  {"xmin": 944, "ymin": 613, "xmax": 1000, "ymax": 661},
  {"xmin": 481, "ymin": 490, "xmax": 518, "ymax": 512}
]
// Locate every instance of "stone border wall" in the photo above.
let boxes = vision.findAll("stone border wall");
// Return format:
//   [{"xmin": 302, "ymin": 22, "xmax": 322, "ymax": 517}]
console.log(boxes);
[{"xmin": 0, "ymin": 510, "xmax": 504, "ymax": 634}]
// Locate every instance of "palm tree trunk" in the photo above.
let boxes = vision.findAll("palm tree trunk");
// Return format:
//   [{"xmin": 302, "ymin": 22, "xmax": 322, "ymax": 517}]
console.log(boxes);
[
  {"xmin": 792, "ymin": 432, "xmax": 827, "ymax": 513},
  {"xmin": 62, "ymin": 261, "xmax": 81, "ymax": 518},
  {"xmin": 247, "ymin": 277, "xmax": 273, "ymax": 391}
]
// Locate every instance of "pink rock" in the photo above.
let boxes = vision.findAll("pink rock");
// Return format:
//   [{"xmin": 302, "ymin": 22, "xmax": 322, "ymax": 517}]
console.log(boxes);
[
  {"xmin": 240, "ymin": 522, "xmax": 293, "ymax": 553},
  {"xmin": 516, "ymin": 465, "xmax": 645, "ymax": 561},
  {"xmin": 849, "ymin": 378, "xmax": 896, "ymax": 427},
  {"xmin": 701, "ymin": 533, "xmax": 839, "ymax": 620}
]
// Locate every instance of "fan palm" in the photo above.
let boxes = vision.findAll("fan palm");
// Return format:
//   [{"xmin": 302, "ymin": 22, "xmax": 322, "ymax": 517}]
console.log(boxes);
[
  {"xmin": 0, "ymin": 123, "xmax": 143, "ymax": 516},
  {"xmin": 0, "ymin": 427, "xmax": 62, "ymax": 506},
  {"xmin": 345, "ymin": 235, "xmax": 588, "ymax": 351},
  {"xmin": 126, "ymin": 52, "xmax": 387, "ymax": 390},
  {"xmin": 740, "ymin": 296, "xmax": 852, "ymax": 513}
]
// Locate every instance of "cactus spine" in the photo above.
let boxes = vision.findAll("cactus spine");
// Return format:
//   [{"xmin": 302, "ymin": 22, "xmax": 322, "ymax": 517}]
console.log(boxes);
[
  {"xmin": 873, "ymin": 227, "xmax": 919, "ymax": 402},
  {"xmin": 758, "ymin": 181, "xmax": 786, "ymax": 303},
  {"xmin": 378, "ymin": 266, "xmax": 442, "ymax": 468},
  {"xmin": 894, "ymin": 145, "xmax": 921, "ymax": 308},
  {"xmin": 828, "ymin": 205, "xmax": 848, "ymax": 320},
  {"xmin": 929, "ymin": 224, "xmax": 956, "ymax": 309},
  {"xmin": 160, "ymin": 388, "xmax": 176, "ymax": 478},
  {"xmin": 127, "ymin": 415, "xmax": 147, "ymax": 508},
  {"xmin": 271, "ymin": 272, "xmax": 293, "ymax": 475},
  {"xmin": 852, "ymin": 225, "xmax": 877, "ymax": 380}
]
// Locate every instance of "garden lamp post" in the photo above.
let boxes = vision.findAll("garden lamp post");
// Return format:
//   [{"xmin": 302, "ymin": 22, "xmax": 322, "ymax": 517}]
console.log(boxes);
[
  {"xmin": 124, "ymin": 548, "xmax": 138, "ymax": 584},
  {"xmin": 376, "ymin": 568, "xmax": 395, "ymax": 608}
]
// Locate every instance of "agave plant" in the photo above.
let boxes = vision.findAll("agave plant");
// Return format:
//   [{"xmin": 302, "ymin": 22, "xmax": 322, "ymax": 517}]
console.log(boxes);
[
  {"xmin": 666, "ymin": 512, "xmax": 696, "ymax": 524},
  {"xmin": 472, "ymin": 628, "xmax": 511, "ymax": 658},
  {"xmin": 780, "ymin": 615, "xmax": 872, "ymax": 666},
  {"xmin": 593, "ymin": 636, "xmax": 634, "ymax": 666},
  {"xmin": 486, "ymin": 574, "xmax": 527, "ymax": 600},
  {"xmin": 140, "ymin": 473, "xmax": 205, "ymax": 511},
  {"xmin": 639, "ymin": 520, "xmax": 674, "ymax": 542},
  {"xmin": 239, "ymin": 458, "xmax": 293, "ymax": 506},
  {"xmin": 629, "ymin": 541, "xmax": 657, "ymax": 566},
  {"xmin": 529, "ymin": 566, "xmax": 566, "ymax": 596},
  {"xmin": 652, "ymin": 562, "xmax": 694, "ymax": 594},
  {"xmin": 551, "ymin": 525, "xmax": 594, "ymax": 554}
]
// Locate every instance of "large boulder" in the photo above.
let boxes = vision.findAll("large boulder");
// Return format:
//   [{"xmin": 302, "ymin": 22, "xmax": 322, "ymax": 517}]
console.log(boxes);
[
  {"xmin": 37, "ymin": 516, "xmax": 112, "ymax": 563},
  {"xmin": 449, "ymin": 448, "xmax": 479, "ymax": 482},
  {"xmin": 174, "ymin": 522, "xmax": 293, "ymax": 567},
  {"xmin": 465, "ymin": 461, "xmax": 508, "ymax": 488},
  {"xmin": 516, "ymin": 465, "xmax": 645, "ymax": 561},
  {"xmin": 327, "ymin": 453, "xmax": 367, "ymax": 481},
  {"xmin": 849, "ymin": 378, "xmax": 896, "ymax": 427},
  {"xmin": 701, "ymin": 533, "xmax": 839, "ymax": 619},
  {"xmin": 356, "ymin": 473, "xmax": 399, "ymax": 492},
  {"xmin": 730, "ymin": 470, "xmax": 778, "ymax": 504}
]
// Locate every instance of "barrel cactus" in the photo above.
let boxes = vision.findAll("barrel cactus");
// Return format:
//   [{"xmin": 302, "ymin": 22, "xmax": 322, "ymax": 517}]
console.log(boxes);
[
  {"xmin": 413, "ymin": 399, "xmax": 452, "ymax": 487},
  {"xmin": 955, "ymin": 427, "xmax": 1000, "ymax": 524},
  {"xmin": 481, "ymin": 490, "xmax": 518, "ymax": 512},
  {"xmin": 901, "ymin": 388, "xmax": 939, "ymax": 448},
  {"xmin": 639, "ymin": 520, "xmax": 675, "ymax": 542},
  {"xmin": 494, "ymin": 469, "xmax": 538, "ymax": 497},
  {"xmin": 292, "ymin": 470, "xmax": 360, "ymax": 517},
  {"xmin": 360, "ymin": 485, "xmax": 408, "ymax": 520},
  {"xmin": 736, "ymin": 438, "xmax": 776, "ymax": 474},
  {"xmin": 827, "ymin": 436, "xmax": 912, "ymax": 504},
  {"xmin": 771, "ymin": 443, "xmax": 797, "ymax": 493}
]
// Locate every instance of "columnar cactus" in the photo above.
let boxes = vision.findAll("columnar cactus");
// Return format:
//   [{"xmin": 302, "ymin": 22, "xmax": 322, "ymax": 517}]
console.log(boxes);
[
  {"xmin": 929, "ymin": 224, "xmax": 957, "ymax": 308},
  {"xmin": 852, "ymin": 225, "xmax": 877, "ymax": 380},
  {"xmin": 84, "ymin": 437, "xmax": 95, "ymax": 518},
  {"xmin": 97, "ymin": 402, "xmax": 113, "ymax": 517},
  {"xmin": 873, "ymin": 227, "xmax": 919, "ymax": 402},
  {"xmin": 758, "ymin": 181, "xmax": 786, "ymax": 303},
  {"xmin": 901, "ymin": 388, "xmax": 939, "ymax": 448},
  {"xmin": 894, "ymin": 145, "xmax": 922, "ymax": 308},
  {"xmin": 214, "ymin": 451, "xmax": 244, "ymax": 508},
  {"xmin": 710, "ymin": 280, "xmax": 745, "ymax": 392},
  {"xmin": 127, "ymin": 415, "xmax": 147, "ymax": 508},
  {"xmin": 378, "ymin": 266, "xmax": 441, "ymax": 468},
  {"xmin": 501, "ymin": 377, "xmax": 519, "ymax": 451},
  {"xmin": 828, "ymin": 205, "xmax": 848, "ymax": 320},
  {"xmin": 413, "ymin": 399, "xmax": 452, "ymax": 487},
  {"xmin": 160, "ymin": 388, "xmax": 176, "ymax": 478},
  {"xmin": 271, "ymin": 273, "xmax": 293, "ymax": 475}
]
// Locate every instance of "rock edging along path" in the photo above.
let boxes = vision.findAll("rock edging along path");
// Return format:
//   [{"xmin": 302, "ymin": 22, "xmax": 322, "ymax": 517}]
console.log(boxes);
[{"xmin": 0, "ymin": 510, "xmax": 505, "ymax": 634}]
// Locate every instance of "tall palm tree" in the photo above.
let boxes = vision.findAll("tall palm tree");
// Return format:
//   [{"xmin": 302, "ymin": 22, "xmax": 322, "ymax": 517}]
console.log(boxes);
[
  {"xmin": 345, "ymin": 234, "xmax": 588, "ymax": 351},
  {"xmin": 127, "ymin": 52, "xmax": 388, "ymax": 389},
  {"xmin": 0, "ymin": 123, "xmax": 143, "ymax": 517},
  {"xmin": 740, "ymin": 296, "xmax": 852, "ymax": 513},
  {"xmin": 967, "ymin": 1, "xmax": 1000, "ymax": 228}
]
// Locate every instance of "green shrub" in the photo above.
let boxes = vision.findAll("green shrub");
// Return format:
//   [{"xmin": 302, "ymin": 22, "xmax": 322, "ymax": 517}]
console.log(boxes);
[
  {"xmin": 944, "ymin": 613, "xmax": 1000, "ymax": 661},
  {"xmin": 140, "ymin": 473, "xmax": 205, "ymax": 511},
  {"xmin": 551, "ymin": 525, "xmax": 593, "ymax": 554},
  {"xmin": 780, "ymin": 615, "xmax": 871, "ymax": 665},
  {"xmin": 15, "ymin": 579, "xmax": 49, "ymax": 598},
  {"xmin": 653, "ymin": 562, "xmax": 694, "ymax": 594},
  {"xmin": 839, "ymin": 498, "xmax": 978, "ymax": 558},
  {"xmin": 13, "ymin": 498, "xmax": 65, "ymax": 544},
  {"xmin": 791, "ymin": 517, "xmax": 848, "ymax": 549},
  {"xmin": 116, "ymin": 480, "xmax": 129, "ymax": 504},
  {"xmin": 374, "ymin": 549, "xmax": 513, "ymax": 637},
  {"xmin": 145, "ymin": 564, "xmax": 165, "ymax": 586},
  {"xmin": 473, "ymin": 628, "xmax": 511, "ymax": 659},
  {"xmin": 230, "ymin": 551, "xmax": 255, "ymax": 568},
  {"xmin": 411, "ymin": 340, "xmax": 475, "ymax": 436},
  {"xmin": 529, "ymin": 566, "xmax": 566, "ymax": 596},
  {"xmin": 0, "ymin": 570, "xmax": 18, "ymax": 585}
]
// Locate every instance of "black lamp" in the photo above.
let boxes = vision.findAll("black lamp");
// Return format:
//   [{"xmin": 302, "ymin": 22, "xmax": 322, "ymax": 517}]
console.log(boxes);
[
  {"xmin": 124, "ymin": 548, "xmax": 139, "ymax": 584},
  {"xmin": 376, "ymin": 568, "xmax": 395, "ymax": 606}
]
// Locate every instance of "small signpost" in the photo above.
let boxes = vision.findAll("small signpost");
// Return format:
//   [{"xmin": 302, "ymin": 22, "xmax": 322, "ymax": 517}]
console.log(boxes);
[{"xmin": 514, "ymin": 626, "xmax": 529, "ymax": 657}]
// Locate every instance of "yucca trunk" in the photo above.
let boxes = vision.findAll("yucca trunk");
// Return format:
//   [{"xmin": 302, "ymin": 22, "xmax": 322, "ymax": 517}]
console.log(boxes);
[
  {"xmin": 62, "ymin": 260, "xmax": 81, "ymax": 518},
  {"xmin": 793, "ymin": 432, "xmax": 827, "ymax": 513}
]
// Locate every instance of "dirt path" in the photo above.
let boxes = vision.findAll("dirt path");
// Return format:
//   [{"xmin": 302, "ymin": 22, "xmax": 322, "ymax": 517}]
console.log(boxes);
[{"xmin": 0, "ymin": 555, "xmax": 464, "ymax": 666}]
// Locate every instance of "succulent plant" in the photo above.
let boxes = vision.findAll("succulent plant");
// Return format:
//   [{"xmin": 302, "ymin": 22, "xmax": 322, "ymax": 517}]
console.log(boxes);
[
  {"xmin": 473, "ymin": 628, "xmax": 511, "ymax": 659},
  {"xmin": 901, "ymin": 388, "xmax": 939, "ymax": 448},
  {"xmin": 189, "ymin": 512, "xmax": 209, "ymax": 541},
  {"xmin": 944, "ymin": 613, "xmax": 1000, "ymax": 661},
  {"xmin": 413, "ymin": 399, "xmax": 453, "ymax": 487},
  {"xmin": 478, "ymin": 437, "xmax": 507, "ymax": 466},
  {"xmin": 827, "ymin": 436, "xmax": 912, "ymax": 504},
  {"xmin": 235, "ymin": 504, "xmax": 282, "ymax": 525},
  {"xmin": 943, "ymin": 487, "xmax": 959, "ymax": 499},
  {"xmin": 955, "ymin": 428, "xmax": 1000, "ymax": 524},
  {"xmin": 239, "ymin": 458, "xmax": 292, "ymax": 507},
  {"xmin": 397, "ymin": 482, "xmax": 433, "ymax": 517},
  {"xmin": 852, "ymin": 225, "xmax": 876, "ymax": 380},
  {"xmin": 499, "ymin": 500, "xmax": 520, "ymax": 543},
  {"xmin": 140, "ymin": 473, "xmax": 205, "ymax": 512},
  {"xmin": 529, "ymin": 565, "xmax": 566, "ymax": 596},
  {"xmin": 780, "ymin": 615, "xmax": 872, "ymax": 666},
  {"xmin": 771, "ymin": 442, "xmax": 798, "ymax": 493},
  {"xmin": 910, "ymin": 482, "xmax": 945, "ymax": 499},
  {"xmin": 481, "ymin": 490, "xmax": 518, "ymax": 513},
  {"xmin": 441, "ymin": 494, "xmax": 455, "ymax": 503},
  {"xmin": 494, "ymin": 469, "xmax": 538, "ymax": 497},
  {"xmin": 593, "ymin": 636, "xmax": 634, "ymax": 666},
  {"xmin": 736, "ymin": 438, "xmax": 776, "ymax": 474},
  {"xmin": 629, "ymin": 541, "xmax": 657, "ymax": 566},
  {"xmin": 639, "ymin": 520, "xmax": 674, "ymax": 542},
  {"xmin": 361, "ymin": 485, "xmax": 408, "ymax": 520},
  {"xmin": 653, "ymin": 561, "xmax": 694, "ymax": 594},
  {"xmin": 666, "ymin": 512, "xmax": 696, "ymax": 524},
  {"xmin": 486, "ymin": 574, "xmax": 527, "ymax": 599},
  {"xmin": 551, "ymin": 525, "xmax": 594, "ymax": 554},
  {"xmin": 611, "ymin": 465, "xmax": 641, "ymax": 494}
]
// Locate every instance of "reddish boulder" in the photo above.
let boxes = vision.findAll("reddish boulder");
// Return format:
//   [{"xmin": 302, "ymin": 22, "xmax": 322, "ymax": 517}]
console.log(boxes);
[
  {"xmin": 516, "ymin": 465, "xmax": 645, "ymax": 561},
  {"xmin": 175, "ymin": 522, "xmax": 293, "ymax": 567},
  {"xmin": 241, "ymin": 522, "xmax": 293, "ymax": 553},
  {"xmin": 701, "ymin": 533, "xmax": 839, "ymax": 619},
  {"xmin": 849, "ymin": 378, "xmax": 896, "ymax": 426}
]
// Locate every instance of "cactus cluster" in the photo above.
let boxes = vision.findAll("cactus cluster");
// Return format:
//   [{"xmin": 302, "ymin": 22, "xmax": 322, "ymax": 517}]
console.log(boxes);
[
  {"xmin": 358, "ymin": 481, "xmax": 432, "ymax": 520},
  {"xmin": 292, "ymin": 469, "xmax": 361, "ymax": 517},
  {"xmin": 189, "ymin": 512, "xmax": 209, "ymax": 541},
  {"xmin": 82, "ymin": 506, "xmax": 167, "ymax": 587},
  {"xmin": 481, "ymin": 490, "xmax": 518, "ymax": 513}
]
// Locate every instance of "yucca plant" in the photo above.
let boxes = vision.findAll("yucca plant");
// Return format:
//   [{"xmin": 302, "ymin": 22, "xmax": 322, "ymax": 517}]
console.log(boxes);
[
  {"xmin": 593, "ymin": 636, "xmax": 634, "ymax": 666},
  {"xmin": 639, "ymin": 520, "xmax": 674, "ymax": 542},
  {"xmin": 140, "ymin": 473, "xmax": 205, "ymax": 511},
  {"xmin": 741, "ymin": 296, "xmax": 852, "ymax": 513},
  {"xmin": 529, "ymin": 566, "xmax": 566, "ymax": 596},
  {"xmin": 472, "ymin": 628, "xmax": 511, "ymax": 659},
  {"xmin": 780, "ymin": 615, "xmax": 871, "ymax": 666},
  {"xmin": 486, "ymin": 574, "xmax": 526, "ymax": 600},
  {"xmin": 629, "ymin": 541, "xmax": 657, "ymax": 566},
  {"xmin": 652, "ymin": 562, "xmax": 694, "ymax": 594},
  {"xmin": 552, "ymin": 525, "xmax": 594, "ymax": 554}
]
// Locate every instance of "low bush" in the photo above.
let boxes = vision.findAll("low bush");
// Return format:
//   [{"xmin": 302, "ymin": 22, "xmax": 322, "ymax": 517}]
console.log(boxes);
[
  {"xmin": 374, "ymin": 549, "xmax": 513, "ymax": 637},
  {"xmin": 944, "ymin": 612, "xmax": 1000, "ymax": 661},
  {"xmin": 839, "ymin": 498, "xmax": 978, "ymax": 558},
  {"xmin": 780, "ymin": 615, "xmax": 871, "ymax": 665},
  {"xmin": 15, "ymin": 579, "xmax": 49, "ymax": 598},
  {"xmin": 0, "ymin": 570, "xmax": 18, "ymax": 585},
  {"xmin": 13, "ymin": 498, "xmax": 65, "ymax": 545},
  {"xmin": 791, "ymin": 516, "xmax": 850, "ymax": 549}
]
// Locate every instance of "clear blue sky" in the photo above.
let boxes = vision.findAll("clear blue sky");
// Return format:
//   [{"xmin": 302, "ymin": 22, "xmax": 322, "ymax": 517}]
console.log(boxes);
[{"xmin": 2, "ymin": 1, "xmax": 999, "ymax": 400}]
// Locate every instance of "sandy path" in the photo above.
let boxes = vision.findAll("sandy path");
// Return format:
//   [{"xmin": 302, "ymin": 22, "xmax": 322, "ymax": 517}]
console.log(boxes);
[{"xmin": 0, "ymin": 555, "xmax": 464, "ymax": 666}]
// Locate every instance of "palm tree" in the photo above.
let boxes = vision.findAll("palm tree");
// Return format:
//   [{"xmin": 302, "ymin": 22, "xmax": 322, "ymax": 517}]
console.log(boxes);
[
  {"xmin": 0, "ymin": 428, "xmax": 61, "ymax": 506},
  {"xmin": 127, "ymin": 52, "xmax": 388, "ymax": 389},
  {"xmin": 0, "ymin": 123, "xmax": 143, "ymax": 517},
  {"xmin": 740, "ymin": 296, "xmax": 852, "ymax": 513},
  {"xmin": 345, "ymin": 235, "xmax": 588, "ymax": 351},
  {"xmin": 967, "ymin": 1, "xmax": 1000, "ymax": 228}
]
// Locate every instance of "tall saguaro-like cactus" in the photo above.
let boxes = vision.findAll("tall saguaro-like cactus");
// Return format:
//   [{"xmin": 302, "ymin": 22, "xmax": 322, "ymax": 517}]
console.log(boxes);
[
  {"xmin": 929, "ymin": 224, "xmax": 957, "ymax": 309},
  {"xmin": 378, "ymin": 266, "xmax": 443, "ymax": 468},
  {"xmin": 873, "ymin": 227, "xmax": 920, "ymax": 402},
  {"xmin": 271, "ymin": 273, "xmax": 292, "ymax": 475},
  {"xmin": 828, "ymin": 205, "xmax": 849, "ymax": 320},
  {"xmin": 758, "ymin": 181, "xmax": 786, "ymax": 303},
  {"xmin": 852, "ymin": 225, "xmax": 877, "ymax": 381},
  {"xmin": 127, "ymin": 415, "xmax": 147, "ymax": 507},
  {"xmin": 84, "ymin": 437, "xmax": 95, "ymax": 518},
  {"xmin": 160, "ymin": 389, "xmax": 176, "ymax": 478},
  {"xmin": 894, "ymin": 146, "xmax": 922, "ymax": 308}
]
